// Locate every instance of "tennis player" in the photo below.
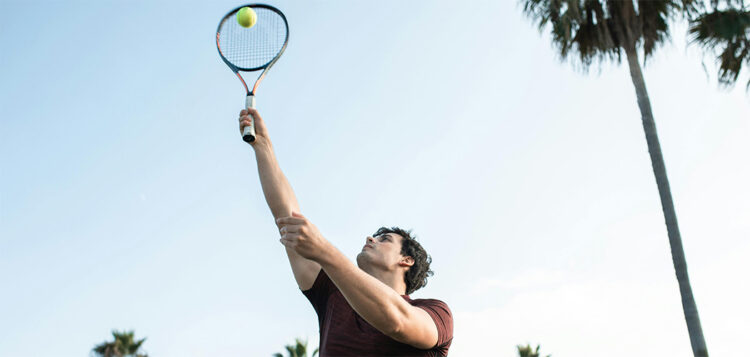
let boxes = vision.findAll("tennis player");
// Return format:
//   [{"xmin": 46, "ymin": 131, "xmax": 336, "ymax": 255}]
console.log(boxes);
[{"xmin": 239, "ymin": 108, "xmax": 453, "ymax": 356}]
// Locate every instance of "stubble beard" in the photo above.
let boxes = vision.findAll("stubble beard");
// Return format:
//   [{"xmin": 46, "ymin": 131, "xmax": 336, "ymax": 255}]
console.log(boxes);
[{"xmin": 356, "ymin": 251, "xmax": 369, "ymax": 270}]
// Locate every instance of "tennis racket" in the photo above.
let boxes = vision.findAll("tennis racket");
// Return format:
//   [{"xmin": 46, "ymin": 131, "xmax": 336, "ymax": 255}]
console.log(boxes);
[{"xmin": 216, "ymin": 4, "xmax": 289, "ymax": 143}]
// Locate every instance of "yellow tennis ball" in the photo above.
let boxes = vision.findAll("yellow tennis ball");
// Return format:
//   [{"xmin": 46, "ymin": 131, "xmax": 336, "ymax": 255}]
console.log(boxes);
[{"xmin": 236, "ymin": 7, "xmax": 257, "ymax": 28}]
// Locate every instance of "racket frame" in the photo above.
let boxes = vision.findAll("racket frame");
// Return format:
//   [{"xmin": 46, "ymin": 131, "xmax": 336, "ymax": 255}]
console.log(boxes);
[{"xmin": 216, "ymin": 3, "xmax": 289, "ymax": 143}]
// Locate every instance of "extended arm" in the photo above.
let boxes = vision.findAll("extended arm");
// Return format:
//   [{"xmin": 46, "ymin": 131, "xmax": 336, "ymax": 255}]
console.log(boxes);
[
  {"xmin": 239, "ymin": 108, "xmax": 321, "ymax": 290},
  {"xmin": 277, "ymin": 213, "xmax": 439, "ymax": 349}
]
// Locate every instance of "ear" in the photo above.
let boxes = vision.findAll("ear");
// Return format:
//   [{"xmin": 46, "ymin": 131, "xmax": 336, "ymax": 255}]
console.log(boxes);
[{"xmin": 399, "ymin": 256, "xmax": 414, "ymax": 268}]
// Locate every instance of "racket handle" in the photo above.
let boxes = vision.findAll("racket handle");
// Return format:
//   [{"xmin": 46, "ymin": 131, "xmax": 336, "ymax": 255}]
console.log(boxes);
[{"xmin": 242, "ymin": 95, "xmax": 256, "ymax": 143}]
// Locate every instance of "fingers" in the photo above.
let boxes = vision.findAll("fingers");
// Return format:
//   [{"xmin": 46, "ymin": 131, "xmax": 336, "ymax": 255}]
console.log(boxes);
[
  {"xmin": 280, "ymin": 236, "xmax": 293, "ymax": 248},
  {"xmin": 238, "ymin": 109, "xmax": 252, "ymax": 131},
  {"xmin": 277, "ymin": 212, "xmax": 305, "ymax": 225},
  {"xmin": 238, "ymin": 108, "xmax": 263, "ymax": 131},
  {"xmin": 247, "ymin": 107, "xmax": 260, "ymax": 118},
  {"xmin": 280, "ymin": 233, "xmax": 300, "ymax": 248},
  {"xmin": 279, "ymin": 225, "xmax": 302, "ymax": 234},
  {"xmin": 277, "ymin": 216, "xmax": 306, "ymax": 225},
  {"xmin": 238, "ymin": 110, "xmax": 254, "ymax": 122},
  {"xmin": 239, "ymin": 108, "xmax": 260, "ymax": 119},
  {"xmin": 281, "ymin": 231, "xmax": 300, "ymax": 240},
  {"xmin": 238, "ymin": 108, "xmax": 260, "ymax": 122}
]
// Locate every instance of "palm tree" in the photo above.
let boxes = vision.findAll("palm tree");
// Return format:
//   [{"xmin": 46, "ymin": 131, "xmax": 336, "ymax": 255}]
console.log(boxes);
[
  {"xmin": 272, "ymin": 338, "xmax": 319, "ymax": 357},
  {"xmin": 689, "ymin": 0, "xmax": 750, "ymax": 89},
  {"xmin": 91, "ymin": 330, "xmax": 148, "ymax": 357},
  {"xmin": 520, "ymin": 1, "xmax": 708, "ymax": 356},
  {"xmin": 517, "ymin": 343, "xmax": 550, "ymax": 357}
]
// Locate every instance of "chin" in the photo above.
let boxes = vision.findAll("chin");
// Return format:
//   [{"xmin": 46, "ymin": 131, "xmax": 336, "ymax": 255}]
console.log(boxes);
[{"xmin": 355, "ymin": 252, "xmax": 368, "ymax": 268}]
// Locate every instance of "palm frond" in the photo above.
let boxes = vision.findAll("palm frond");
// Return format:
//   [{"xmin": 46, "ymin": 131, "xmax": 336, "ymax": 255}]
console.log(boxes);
[
  {"xmin": 521, "ymin": 0, "xmax": 702, "ymax": 69},
  {"xmin": 636, "ymin": 0, "xmax": 673, "ymax": 56},
  {"xmin": 516, "ymin": 343, "xmax": 551, "ymax": 357},
  {"xmin": 273, "ymin": 337, "xmax": 319, "ymax": 357},
  {"xmin": 284, "ymin": 345, "xmax": 297, "ymax": 357},
  {"xmin": 294, "ymin": 338, "xmax": 307, "ymax": 357},
  {"xmin": 689, "ymin": 8, "xmax": 750, "ymax": 87},
  {"xmin": 91, "ymin": 330, "xmax": 148, "ymax": 357}
]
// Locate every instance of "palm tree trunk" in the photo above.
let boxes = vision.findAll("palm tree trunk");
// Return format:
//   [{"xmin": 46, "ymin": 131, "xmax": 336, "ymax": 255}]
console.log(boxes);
[{"xmin": 624, "ymin": 47, "xmax": 709, "ymax": 357}]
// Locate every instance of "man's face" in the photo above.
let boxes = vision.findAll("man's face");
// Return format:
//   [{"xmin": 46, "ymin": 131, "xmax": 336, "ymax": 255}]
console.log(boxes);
[{"xmin": 356, "ymin": 232, "xmax": 408, "ymax": 271}]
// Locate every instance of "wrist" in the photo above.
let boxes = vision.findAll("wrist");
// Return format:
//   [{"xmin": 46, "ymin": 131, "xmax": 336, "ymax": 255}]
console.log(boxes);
[{"xmin": 252, "ymin": 139, "xmax": 272, "ymax": 153}]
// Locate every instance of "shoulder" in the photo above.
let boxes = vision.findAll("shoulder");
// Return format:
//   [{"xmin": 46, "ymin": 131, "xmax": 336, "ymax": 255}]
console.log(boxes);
[
  {"xmin": 409, "ymin": 298, "xmax": 451, "ymax": 311},
  {"xmin": 408, "ymin": 298, "xmax": 453, "ymax": 322},
  {"xmin": 408, "ymin": 298, "xmax": 453, "ymax": 349}
]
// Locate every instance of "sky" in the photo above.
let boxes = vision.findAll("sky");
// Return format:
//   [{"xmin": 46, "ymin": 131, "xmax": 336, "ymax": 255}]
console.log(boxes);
[{"xmin": 1, "ymin": 1, "xmax": 748, "ymax": 356}]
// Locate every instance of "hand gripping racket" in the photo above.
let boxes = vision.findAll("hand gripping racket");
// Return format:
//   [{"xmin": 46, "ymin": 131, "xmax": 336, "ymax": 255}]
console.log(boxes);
[{"xmin": 216, "ymin": 4, "xmax": 289, "ymax": 143}]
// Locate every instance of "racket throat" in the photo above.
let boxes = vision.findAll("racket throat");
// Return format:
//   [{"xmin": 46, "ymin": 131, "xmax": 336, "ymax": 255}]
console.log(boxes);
[{"xmin": 235, "ymin": 72, "xmax": 251, "ymax": 94}]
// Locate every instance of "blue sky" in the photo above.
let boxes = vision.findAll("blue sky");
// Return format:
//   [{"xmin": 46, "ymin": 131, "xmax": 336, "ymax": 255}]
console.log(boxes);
[{"xmin": 1, "ymin": 1, "xmax": 748, "ymax": 356}]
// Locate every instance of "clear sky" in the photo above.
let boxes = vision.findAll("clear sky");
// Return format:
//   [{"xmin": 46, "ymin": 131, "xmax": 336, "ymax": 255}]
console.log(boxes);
[{"xmin": 1, "ymin": 1, "xmax": 748, "ymax": 356}]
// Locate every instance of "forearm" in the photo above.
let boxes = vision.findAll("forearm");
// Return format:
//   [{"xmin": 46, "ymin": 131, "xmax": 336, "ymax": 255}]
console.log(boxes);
[
  {"xmin": 318, "ymin": 247, "xmax": 410, "ymax": 336},
  {"xmin": 253, "ymin": 141, "xmax": 300, "ymax": 221}
]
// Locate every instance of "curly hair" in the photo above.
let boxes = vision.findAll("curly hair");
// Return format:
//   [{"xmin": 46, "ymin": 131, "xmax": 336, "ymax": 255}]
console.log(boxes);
[{"xmin": 373, "ymin": 227, "xmax": 433, "ymax": 295}]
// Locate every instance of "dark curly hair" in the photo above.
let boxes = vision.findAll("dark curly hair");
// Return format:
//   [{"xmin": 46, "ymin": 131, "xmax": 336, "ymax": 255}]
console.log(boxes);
[{"xmin": 373, "ymin": 227, "xmax": 433, "ymax": 295}]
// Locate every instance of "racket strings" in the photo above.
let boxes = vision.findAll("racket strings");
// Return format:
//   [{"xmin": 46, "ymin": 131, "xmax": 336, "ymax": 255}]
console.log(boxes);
[{"xmin": 218, "ymin": 7, "xmax": 287, "ymax": 70}]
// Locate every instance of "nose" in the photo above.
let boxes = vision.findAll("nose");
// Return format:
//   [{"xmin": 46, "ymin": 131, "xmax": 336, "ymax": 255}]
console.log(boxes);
[{"xmin": 366, "ymin": 236, "xmax": 375, "ymax": 243}]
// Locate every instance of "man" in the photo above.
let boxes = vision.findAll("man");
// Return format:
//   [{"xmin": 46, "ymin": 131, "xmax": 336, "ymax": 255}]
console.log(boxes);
[{"xmin": 239, "ymin": 108, "xmax": 453, "ymax": 356}]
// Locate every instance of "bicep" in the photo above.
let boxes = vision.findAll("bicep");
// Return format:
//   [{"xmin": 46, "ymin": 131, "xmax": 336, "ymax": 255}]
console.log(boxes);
[
  {"xmin": 392, "ymin": 306, "xmax": 439, "ymax": 349},
  {"xmin": 285, "ymin": 247, "xmax": 321, "ymax": 290}
]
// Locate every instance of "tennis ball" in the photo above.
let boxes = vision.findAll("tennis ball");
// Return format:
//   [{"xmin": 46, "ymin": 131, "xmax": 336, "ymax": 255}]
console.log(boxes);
[{"xmin": 237, "ymin": 7, "xmax": 257, "ymax": 28}]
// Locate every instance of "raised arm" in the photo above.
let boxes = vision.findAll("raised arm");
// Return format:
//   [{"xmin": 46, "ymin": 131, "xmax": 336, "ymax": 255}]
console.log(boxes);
[{"xmin": 239, "ymin": 108, "xmax": 321, "ymax": 290}]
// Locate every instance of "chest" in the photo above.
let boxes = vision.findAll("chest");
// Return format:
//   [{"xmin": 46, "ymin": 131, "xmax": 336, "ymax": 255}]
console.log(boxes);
[{"xmin": 319, "ymin": 292, "xmax": 426, "ymax": 356}]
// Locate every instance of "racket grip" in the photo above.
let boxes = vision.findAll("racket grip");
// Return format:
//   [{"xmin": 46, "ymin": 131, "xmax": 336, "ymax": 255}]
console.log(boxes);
[{"xmin": 242, "ymin": 95, "xmax": 256, "ymax": 143}]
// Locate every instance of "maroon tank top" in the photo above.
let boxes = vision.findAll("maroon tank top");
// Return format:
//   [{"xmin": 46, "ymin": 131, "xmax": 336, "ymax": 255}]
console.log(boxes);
[{"xmin": 302, "ymin": 269, "xmax": 453, "ymax": 356}]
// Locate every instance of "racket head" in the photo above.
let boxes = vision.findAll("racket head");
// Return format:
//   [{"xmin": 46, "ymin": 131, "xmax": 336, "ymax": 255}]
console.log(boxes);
[{"xmin": 216, "ymin": 4, "xmax": 289, "ymax": 73}]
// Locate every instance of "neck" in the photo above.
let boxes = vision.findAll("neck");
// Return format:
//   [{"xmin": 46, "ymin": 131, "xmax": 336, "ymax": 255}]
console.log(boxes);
[{"xmin": 362, "ymin": 265, "xmax": 408, "ymax": 295}]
